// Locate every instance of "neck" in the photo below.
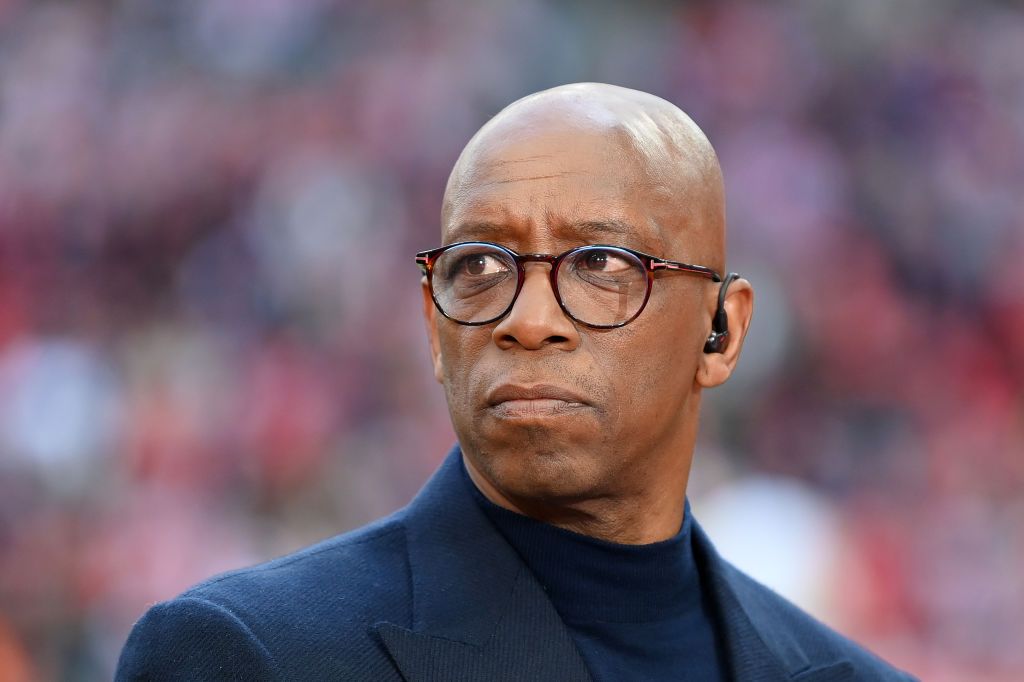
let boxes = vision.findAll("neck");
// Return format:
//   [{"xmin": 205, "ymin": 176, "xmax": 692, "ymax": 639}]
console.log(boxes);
[{"xmin": 462, "ymin": 445, "xmax": 694, "ymax": 545}]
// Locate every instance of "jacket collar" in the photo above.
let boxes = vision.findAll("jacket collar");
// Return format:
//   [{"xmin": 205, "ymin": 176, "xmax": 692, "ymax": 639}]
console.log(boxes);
[
  {"xmin": 373, "ymin": 445, "xmax": 592, "ymax": 681},
  {"xmin": 691, "ymin": 521, "xmax": 856, "ymax": 681},
  {"xmin": 374, "ymin": 445, "xmax": 855, "ymax": 682}
]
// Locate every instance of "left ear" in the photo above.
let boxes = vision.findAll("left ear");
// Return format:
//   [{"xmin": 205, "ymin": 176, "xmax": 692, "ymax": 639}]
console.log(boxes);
[
  {"xmin": 696, "ymin": 277, "xmax": 754, "ymax": 388},
  {"xmin": 421, "ymin": 277, "xmax": 446, "ymax": 384}
]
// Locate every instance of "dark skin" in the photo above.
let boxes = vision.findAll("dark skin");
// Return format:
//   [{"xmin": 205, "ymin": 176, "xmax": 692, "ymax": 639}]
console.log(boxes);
[{"xmin": 423, "ymin": 83, "xmax": 754, "ymax": 544}]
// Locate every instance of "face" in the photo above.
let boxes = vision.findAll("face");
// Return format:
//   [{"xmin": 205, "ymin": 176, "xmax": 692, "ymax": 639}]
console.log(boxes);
[{"xmin": 424, "ymin": 122, "xmax": 719, "ymax": 510}]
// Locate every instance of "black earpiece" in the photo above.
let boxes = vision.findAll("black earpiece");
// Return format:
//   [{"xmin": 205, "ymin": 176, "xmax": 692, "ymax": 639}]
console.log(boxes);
[{"xmin": 703, "ymin": 273, "xmax": 741, "ymax": 354}]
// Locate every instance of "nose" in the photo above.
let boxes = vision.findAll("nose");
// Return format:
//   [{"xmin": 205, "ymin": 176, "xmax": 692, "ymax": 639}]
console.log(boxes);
[{"xmin": 492, "ymin": 263, "xmax": 580, "ymax": 351}]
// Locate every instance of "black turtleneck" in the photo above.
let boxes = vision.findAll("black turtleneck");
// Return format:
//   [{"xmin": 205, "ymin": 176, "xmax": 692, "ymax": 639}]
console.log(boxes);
[{"xmin": 460, "ymin": 458, "xmax": 728, "ymax": 681}]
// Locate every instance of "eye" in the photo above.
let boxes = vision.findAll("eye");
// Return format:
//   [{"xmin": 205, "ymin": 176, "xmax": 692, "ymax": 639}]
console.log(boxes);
[
  {"xmin": 579, "ymin": 249, "xmax": 633, "ymax": 273},
  {"xmin": 459, "ymin": 253, "xmax": 507, "ymax": 276},
  {"xmin": 440, "ymin": 247, "xmax": 515, "ymax": 283}
]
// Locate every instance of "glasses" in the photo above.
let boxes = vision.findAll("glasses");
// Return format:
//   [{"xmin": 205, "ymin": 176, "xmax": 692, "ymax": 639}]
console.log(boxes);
[{"xmin": 416, "ymin": 241, "xmax": 722, "ymax": 329}]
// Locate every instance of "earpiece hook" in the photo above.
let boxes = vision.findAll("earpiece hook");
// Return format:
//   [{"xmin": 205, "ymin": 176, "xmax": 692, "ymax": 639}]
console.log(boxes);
[{"xmin": 703, "ymin": 272, "xmax": 741, "ymax": 354}]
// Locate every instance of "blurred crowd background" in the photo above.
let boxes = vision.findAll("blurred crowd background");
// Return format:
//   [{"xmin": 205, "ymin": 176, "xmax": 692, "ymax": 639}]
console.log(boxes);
[{"xmin": 0, "ymin": 0, "xmax": 1022, "ymax": 679}]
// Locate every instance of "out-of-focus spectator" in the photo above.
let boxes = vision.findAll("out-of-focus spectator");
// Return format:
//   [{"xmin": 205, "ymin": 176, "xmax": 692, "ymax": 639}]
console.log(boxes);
[{"xmin": 0, "ymin": 1, "xmax": 1021, "ymax": 679}]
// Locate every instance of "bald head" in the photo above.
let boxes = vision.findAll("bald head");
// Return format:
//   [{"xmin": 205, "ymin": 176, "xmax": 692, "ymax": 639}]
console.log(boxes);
[
  {"xmin": 443, "ymin": 83, "xmax": 725, "ymax": 268},
  {"xmin": 424, "ymin": 84, "xmax": 754, "ymax": 544}
]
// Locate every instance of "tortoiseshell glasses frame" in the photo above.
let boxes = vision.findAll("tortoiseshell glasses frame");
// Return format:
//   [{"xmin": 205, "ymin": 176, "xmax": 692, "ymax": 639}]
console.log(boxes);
[{"xmin": 415, "ymin": 241, "xmax": 722, "ymax": 329}]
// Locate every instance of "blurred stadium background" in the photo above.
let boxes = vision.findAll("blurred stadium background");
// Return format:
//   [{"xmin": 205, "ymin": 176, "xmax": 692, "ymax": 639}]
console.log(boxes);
[{"xmin": 1, "ymin": 0, "xmax": 1022, "ymax": 679}]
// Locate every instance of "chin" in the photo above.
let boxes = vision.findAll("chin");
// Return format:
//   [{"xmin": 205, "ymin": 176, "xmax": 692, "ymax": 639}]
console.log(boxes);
[{"xmin": 473, "ymin": 441, "xmax": 604, "ymax": 504}]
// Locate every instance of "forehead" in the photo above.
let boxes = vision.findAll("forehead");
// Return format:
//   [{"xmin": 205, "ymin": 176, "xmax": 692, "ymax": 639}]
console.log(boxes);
[{"xmin": 443, "ymin": 125, "xmax": 676, "ymax": 253}]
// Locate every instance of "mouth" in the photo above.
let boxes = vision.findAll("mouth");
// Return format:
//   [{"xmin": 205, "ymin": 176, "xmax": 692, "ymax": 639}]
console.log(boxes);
[{"xmin": 485, "ymin": 384, "xmax": 591, "ymax": 419}]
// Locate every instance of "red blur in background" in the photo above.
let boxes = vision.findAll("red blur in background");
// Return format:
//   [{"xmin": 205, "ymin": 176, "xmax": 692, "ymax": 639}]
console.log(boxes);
[{"xmin": 0, "ymin": 1, "xmax": 1022, "ymax": 680}]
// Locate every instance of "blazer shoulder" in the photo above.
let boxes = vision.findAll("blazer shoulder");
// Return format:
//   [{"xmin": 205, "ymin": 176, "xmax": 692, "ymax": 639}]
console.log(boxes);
[
  {"xmin": 188, "ymin": 510, "xmax": 411, "ymax": 630},
  {"xmin": 721, "ymin": 562, "xmax": 917, "ymax": 680},
  {"xmin": 118, "ymin": 511, "xmax": 411, "ymax": 681},
  {"xmin": 116, "ymin": 595, "xmax": 282, "ymax": 681}
]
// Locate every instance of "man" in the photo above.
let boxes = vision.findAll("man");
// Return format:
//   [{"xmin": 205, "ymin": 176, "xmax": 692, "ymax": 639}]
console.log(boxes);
[{"xmin": 117, "ymin": 83, "xmax": 915, "ymax": 681}]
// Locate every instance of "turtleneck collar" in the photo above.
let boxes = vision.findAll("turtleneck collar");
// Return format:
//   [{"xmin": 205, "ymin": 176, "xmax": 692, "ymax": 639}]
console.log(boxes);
[{"xmin": 459, "ymin": 456, "xmax": 703, "ymax": 624}]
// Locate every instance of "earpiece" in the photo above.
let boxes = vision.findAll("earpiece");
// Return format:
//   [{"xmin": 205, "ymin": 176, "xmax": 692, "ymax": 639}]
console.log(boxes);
[{"xmin": 703, "ymin": 273, "xmax": 741, "ymax": 354}]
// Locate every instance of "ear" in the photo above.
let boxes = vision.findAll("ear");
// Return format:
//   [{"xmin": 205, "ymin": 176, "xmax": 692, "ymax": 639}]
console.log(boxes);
[
  {"xmin": 421, "ymin": 278, "xmax": 445, "ymax": 383},
  {"xmin": 696, "ymin": 277, "xmax": 754, "ymax": 388}
]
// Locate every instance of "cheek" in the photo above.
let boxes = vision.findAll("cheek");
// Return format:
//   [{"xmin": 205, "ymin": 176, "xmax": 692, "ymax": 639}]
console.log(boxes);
[
  {"xmin": 587, "ymin": 315, "xmax": 700, "ymax": 429},
  {"xmin": 437, "ymin": 325, "xmax": 491, "ymax": 404}
]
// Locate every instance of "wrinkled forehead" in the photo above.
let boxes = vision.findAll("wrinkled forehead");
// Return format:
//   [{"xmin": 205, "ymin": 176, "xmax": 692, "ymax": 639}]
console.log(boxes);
[
  {"xmin": 442, "ymin": 124, "xmax": 667, "ymax": 250},
  {"xmin": 441, "ymin": 86, "xmax": 724, "ymax": 265},
  {"xmin": 442, "ymin": 118, "xmax": 721, "ymax": 267}
]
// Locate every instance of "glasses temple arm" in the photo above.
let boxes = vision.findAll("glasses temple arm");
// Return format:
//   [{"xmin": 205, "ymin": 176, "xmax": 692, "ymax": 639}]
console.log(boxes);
[{"xmin": 651, "ymin": 260, "xmax": 722, "ymax": 282}]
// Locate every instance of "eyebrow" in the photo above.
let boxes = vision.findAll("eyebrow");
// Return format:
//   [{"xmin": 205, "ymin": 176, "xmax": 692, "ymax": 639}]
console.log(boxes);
[
  {"xmin": 445, "ymin": 221, "xmax": 507, "ymax": 244},
  {"xmin": 446, "ymin": 218, "xmax": 636, "ymax": 244},
  {"xmin": 562, "ymin": 219, "xmax": 634, "ymax": 240}
]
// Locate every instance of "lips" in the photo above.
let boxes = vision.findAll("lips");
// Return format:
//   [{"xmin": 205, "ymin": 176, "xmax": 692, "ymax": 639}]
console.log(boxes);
[
  {"xmin": 484, "ymin": 384, "xmax": 591, "ymax": 419},
  {"xmin": 486, "ymin": 383, "xmax": 590, "ymax": 407}
]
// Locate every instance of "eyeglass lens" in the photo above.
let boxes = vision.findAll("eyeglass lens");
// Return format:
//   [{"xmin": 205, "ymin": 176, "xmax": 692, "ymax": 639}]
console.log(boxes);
[{"xmin": 431, "ymin": 243, "xmax": 648, "ymax": 327}]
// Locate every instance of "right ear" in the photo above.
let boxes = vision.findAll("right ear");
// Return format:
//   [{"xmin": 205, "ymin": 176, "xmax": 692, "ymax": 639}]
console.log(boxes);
[
  {"xmin": 421, "ymin": 278, "xmax": 445, "ymax": 383},
  {"xmin": 696, "ymin": 276, "xmax": 753, "ymax": 389}
]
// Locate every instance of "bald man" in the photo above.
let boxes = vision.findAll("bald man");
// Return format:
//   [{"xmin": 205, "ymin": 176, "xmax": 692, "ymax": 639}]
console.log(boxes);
[{"xmin": 116, "ymin": 84, "xmax": 915, "ymax": 681}]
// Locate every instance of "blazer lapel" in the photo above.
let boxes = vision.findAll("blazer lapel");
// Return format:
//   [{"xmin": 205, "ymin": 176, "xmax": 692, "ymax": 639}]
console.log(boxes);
[
  {"xmin": 692, "ymin": 521, "xmax": 856, "ymax": 682},
  {"xmin": 792, "ymin": 662, "xmax": 857, "ymax": 681},
  {"xmin": 373, "ymin": 447, "xmax": 591, "ymax": 682}
]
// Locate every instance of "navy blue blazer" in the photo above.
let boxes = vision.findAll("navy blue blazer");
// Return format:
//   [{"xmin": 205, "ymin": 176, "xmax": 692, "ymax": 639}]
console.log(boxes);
[{"xmin": 116, "ymin": 447, "xmax": 916, "ymax": 681}]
